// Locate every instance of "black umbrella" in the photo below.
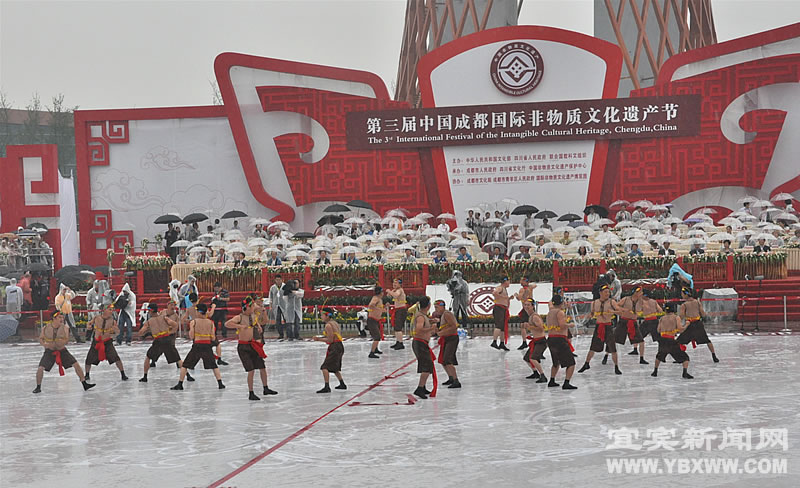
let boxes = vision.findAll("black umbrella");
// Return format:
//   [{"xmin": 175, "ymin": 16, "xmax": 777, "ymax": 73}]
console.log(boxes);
[
  {"xmin": 182, "ymin": 213, "xmax": 209, "ymax": 224},
  {"xmin": 221, "ymin": 210, "xmax": 248, "ymax": 219},
  {"xmin": 535, "ymin": 210, "xmax": 557, "ymax": 219},
  {"xmin": 317, "ymin": 215, "xmax": 344, "ymax": 226},
  {"xmin": 26, "ymin": 262, "xmax": 51, "ymax": 273},
  {"xmin": 583, "ymin": 205, "xmax": 609, "ymax": 218},
  {"xmin": 154, "ymin": 214, "xmax": 182, "ymax": 224},
  {"xmin": 511, "ymin": 205, "xmax": 539, "ymax": 216},
  {"xmin": 93, "ymin": 265, "xmax": 110, "ymax": 276},
  {"xmin": 27, "ymin": 222, "xmax": 48, "ymax": 231},
  {"xmin": 324, "ymin": 204, "xmax": 350, "ymax": 213},
  {"xmin": 558, "ymin": 213, "xmax": 583, "ymax": 222},
  {"xmin": 55, "ymin": 265, "xmax": 85, "ymax": 278},
  {"xmin": 15, "ymin": 230, "xmax": 39, "ymax": 237},
  {"xmin": 292, "ymin": 232, "xmax": 316, "ymax": 240},
  {"xmin": 346, "ymin": 200, "xmax": 372, "ymax": 210}
]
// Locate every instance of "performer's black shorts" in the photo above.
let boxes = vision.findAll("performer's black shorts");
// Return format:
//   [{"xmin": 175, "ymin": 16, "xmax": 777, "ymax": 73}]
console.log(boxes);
[
  {"xmin": 615, "ymin": 319, "xmax": 643, "ymax": 345},
  {"xmin": 640, "ymin": 319, "xmax": 660, "ymax": 341},
  {"xmin": 183, "ymin": 343, "xmax": 217, "ymax": 370},
  {"xmin": 237, "ymin": 343, "xmax": 266, "ymax": 372},
  {"xmin": 523, "ymin": 337, "xmax": 547, "ymax": 363},
  {"xmin": 677, "ymin": 320, "xmax": 711, "ymax": 345},
  {"xmin": 547, "ymin": 336, "xmax": 575, "ymax": 368},
  {"xmin": 39, "ymin": 348, "xmax": 77, "ymax": 371},
  {"xmin": 320, "ymin": 342, "xmax": 344, "ymax": 373},
  {"xmin": 367, "ymin": 318, "xmax": 382, "ymax": 341},
  {"xmin": 413, "ymin": 340, "xmax": 434, "ymax": 373},
  {"xmin": 146, "ymin": 336, "xmax": 181, "ymax": 364},
  {"xmin": 440, "ymin": 335, "xmax": 459, "ymax": 366},
  {"xmin": 656, "ymin": 337, "xmax": 690, "ymax": 363},
  {"xmin": 393, "ymin": 308, "xmax": 407, "ymax": 332},
  {"xmin": 590, "ymin": 323, "xmax": 616, "ymax": 353},
  {"xmin": 85, "ymin": 339, "xmax": 121, "ymax": 365}
]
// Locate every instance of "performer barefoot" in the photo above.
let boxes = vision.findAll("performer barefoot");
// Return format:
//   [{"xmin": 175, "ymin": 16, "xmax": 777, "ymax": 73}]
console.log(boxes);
[
  {"xmin": 386, "ymin": 278, "xmax": 407, "ymax": 350},
  {"xmin": 513, "ymin": 277, "xmax": 537, "ymax": 350},
  {"xmin": 546, "ymin": 295, "xmax": 577, "ymax": 389},
  {"xmin": 84, "ymin": 305, "xmax": 128, "ymax": 382},
  {"xmin": 489, "ymin": 277, "xmax": 511, "ymax": 351},
  {"xmin": 411, "ymin": 297, "xmax": 437, "ymax": 399},
  {"xmin": 578, "ymin": 285, "xmax": 622, "ymax": 375},
  {"xmin": 678, "ymin": 287, "xmax": 719, "ymax": 362},
  {"xmin": 432, "ymin": 299, "xmax": 461, "ymax": 389},
  {"xmin": 522, "ymin": 299, "xmax": 548, "ymax": 383},
  {"xmin": 312, "ymin": 307, "xmax": 346, "ymax": 393},
  {"xmin": 612, "ymin": 287, "xmax": 648, "ymax": 365},
  {"xmin": 366, "ymin": 286, "xmax": 385, "ymax": 358},
  {"xmin": 33, "ymin": 312, "xmax": 95, "ymax": 393},
  {"xmin": 138, "ymin": 303, "xmax": 193, "ymax": 383},
  {"xmin": 172, "ymin": 304, "xmax": 225, "ymax": 390},
  {"xmin": 652, "ymin": 302, "xmax": 693, "ymax": 379},
  {"xmin": 226, "ymin": 297, "xmax": 277, "ymax": 400},
  {"xmin": 638, "ymin": 289, "xmax": 663, "ymax": 344}
]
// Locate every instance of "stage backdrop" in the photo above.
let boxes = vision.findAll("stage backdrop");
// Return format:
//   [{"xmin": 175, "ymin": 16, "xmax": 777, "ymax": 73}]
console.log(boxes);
[{"xmin": 73, "ymin": 24, "xmax": 800, "ymax": 266}]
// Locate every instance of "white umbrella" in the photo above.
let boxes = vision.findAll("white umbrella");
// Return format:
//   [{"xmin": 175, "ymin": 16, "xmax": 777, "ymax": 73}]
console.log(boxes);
[
  {"xmin": 758, "ymin": 223, "xmax": 783, "ymax": 232},
  {"xmin": 591, "ymin": 218, "xmax": 615, "ymax": 228},
  {"xmin": 710, "ymin": 232, "xmax": 736, "ymax": 242},
  {"xmin": 663, "ymin": 217, "xmax": 683, "ymax": 225},
  {"xmin": 482, "ymin": 241, "xmax": 507, "ymax": 253},
  {"xmin": 368, "ymin": 217, "xmax": 383, "ymax": 225},
  {"xmin": 737, "ymin": 195, "xmax": 758, "ymax": 204},
  {"xmin": 340, "ymin": 246, "xmax": 362, "ymax": 254},
  {"xmin": 640, "ymin": 220, "xmax": 664, "ymax": 231},
  {"xmin": 485, "ymin": 217, "xmax": 503, "ymax": 224},
  {"xmin": 771, "ymin": 193, "xmax": 795, "ymax": 202},
  {"xmin": 247, "ymin": 238, "xmax": 270, "ymax": 247},
  {"xmin": 343, "ymin": 217, "xmax": 365, "ymax": 225},
  {"xmin": 356, "ymin": 235, "xmax": 374, "ymax": 244},
  {"xmin": 541, "ymin": 242, "xmax": 565, "ymax": 251},
  {"xmin": 574, "ymin": 225, "xmax": 595, "ymax": 236},
  {"xmin": 271, "ymin": 238, "xmax": 292, "ymax": 247},
  {"xmin": 452, "ymin": 227, "xmax": 474, "ymax": 234},
  {"xmin": 381, "ymin": 217, "xmax": 402, "ymax": 227},
  {"xmin": 718, "ymin": 217, "xmax": 743, "ymax": 228},
  {"xmin": 632, "ymin": 200, "xmax": 653, "ymax": 209},
  {"xmin": 449, "ymin": 238, "xmax": 475, "ymax": 248},
  {"xmin": 268, "ymin": 221, "xmax": 290, "ymax": 231},
  {"xmin": 622, "ymin": 228, "xmax": 646, "ymax": 239},
  {"xmin": 650, "ymin": 204, "xmax": 669, "ymax": 211},
  {"xmin": 198, "ymin": 233, "xmax": 214, "ymax": 240},
  {"xmin": 552, "ymin": 226, "xmax": 577, "ymax": 236},
  {"xmin": 730, "ymin": 211, "xmax": 758, "ymax": 222},
  {"xmin": 188, "ymin": 240, "xmax": 205, "ymax": 248},
  {"xmin": 421, "ymin": 228, "xmax": 443, "ymax": 237},
  {"xmin": 429, "ymin": 247, "xmax": 449, "ymax": 254},
  {"xmin": 754, "ymin": 200, "xmax": 773, "ymax": 208},
  {"xmin": 224, "ymin": 230, "xmax": 245, "ymax": 241},
  {"xmin": 597, "ymin": 235, "xmax": 622, "ymax": 246},
  {"xmin": 208, "ymin": 240, "xmax": 226, "ymax": 248},
  {"xmin": 395, "ymin": 243, "xmax": 416, "ymax": 251},
  {"xmin": 613, "ymin": 221, "xmax": 635, "ymax": 229},
  {"xmin": 791, "ymin": 223, "xmax": 800, "ymax": 230},
  {"xmin": 188, "ymin": 246, "xmax": 210, "ymax": 254},
  {"xmin": 659, "ymin": 234, "xmax": 682, "ymax": 244},
  {"xmin": 367, "ymin": 246, "xmax": 389, "ymax": 253},
  {"xmin": 568, "ymin": 239, "xmax": 594, "ymax": 250},
  {"xmin": 285, "ymin": 250, "xmax": 310, "ymax": 259},
  {"xmin": 289, "ymin": 243, "xmax": 311, "ymax": 251},
  {"xmin": 340, "ymin": 238, "xmax": 359, "ymax": 247},
  {"xmin": 398, "ymin": 229, "xmax": 417, "ymax": 238},
  {"xmin": 754, "ymin": 233, "xmax": 779, "ymax": 241},
  {"xmin": 510, "ymin": 239, "xmax": 536, "ymax": 251},
  {"xmin": 775, "ymin": 212, "xmax": 798, "ymax": 222},
  {"xmin": 686, "ymin": 229, "xmax": 708, "ymax": 238},
  {"xmin": 170, "ymin": 240, "xmax": 190, "ymax": 248},
  {"xmin": 385, "ymin": 208, "xmax": 407, "ymax": 218},
  {"xmin": 310, "ymin": 246, "xmax": 333, "ymax": 254},
  {"xmin": 684, "ymin": 237, "xmax": 707, "ymax": 247},
  {"xmin": 691, "ymin": 222, "xmax": 716, "ymax": 232},
  {"xmin": 610, "ymin": 199, "xmax": 630, "ymax": 208},
  {"xmin": 425, "ymin": 237, "xmax": 447, "ymax": 246},
  {"xmin": 686, "ymin": 213, "xmax": 713, "ymax": 222},
  {"xmin": 260, "ymin": 247, "xmax": 280, "ymax": 254},
  {"xmin": 437, "ymin": 212, "xmax": 456, "ymax": 220},
  {"xmin": 402, "ymin": 217, "xmax": 423, "ymax": 227},
  {"xmin": 527, "ymin": 229, "xmax": 553, "ymax": 240},
  {"xmin": 226, "ymin": 243, "xmax": 247, "ymax": 254},
  {"xmin": 249, "ymin": 218, "xmax": 270, "ymax": 226},
  {"xmin": 415, "ymin": 212, "xmax": 433, "ymax": 220},
  {"xmin": 697, "ymin": 207, "xmax": 717, "ymax": 215},
  {"xmin": 625, "ymin": 238, "xmax": 650, "ymax": 248}
]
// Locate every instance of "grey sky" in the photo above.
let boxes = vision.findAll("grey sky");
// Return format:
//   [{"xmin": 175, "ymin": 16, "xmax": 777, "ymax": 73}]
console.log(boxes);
[{"xmin": 1, "ymin": 0, "xmax": 798, "ymax": 110}]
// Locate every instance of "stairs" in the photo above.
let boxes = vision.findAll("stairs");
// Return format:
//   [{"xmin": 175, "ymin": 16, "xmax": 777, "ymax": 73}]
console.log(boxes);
[{"xmin": 735, "ymin": 279, "xmax": 800, "ymax": 323}]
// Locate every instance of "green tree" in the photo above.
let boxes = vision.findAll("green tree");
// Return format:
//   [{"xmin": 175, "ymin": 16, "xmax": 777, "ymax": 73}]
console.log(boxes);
[
  {"xmin": 0, "ymin": 90, "xmax": 12, "ymax": 156},
  {"xmin": 21, "ymin": 93, "xmax": 42, "ymax": 145},
  {"xmin": 47, "ymin": 93, "xmax": 78, "ymax": 177}
]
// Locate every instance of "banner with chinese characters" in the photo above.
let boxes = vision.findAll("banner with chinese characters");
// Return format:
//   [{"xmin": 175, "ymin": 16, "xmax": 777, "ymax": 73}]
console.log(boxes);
[{"xmin": 346, "ymin": 95, "xmax": 700, "ymax": 150}]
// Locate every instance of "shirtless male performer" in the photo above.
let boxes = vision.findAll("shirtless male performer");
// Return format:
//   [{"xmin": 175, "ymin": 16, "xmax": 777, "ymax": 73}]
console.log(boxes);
[
  {"xmin": 171, "ymin": 303, "xmax": 225, "ymax": 390},
  {"xmin": 546, "ymin": 295, "xmax": 577, "ymax": 389},
  {"xmin": 678, "ymin": 287, "xmax": 719, "ymax": 363},
  {"xmin": 138, "ymin": 303, "xmax": 193, "ymax": 382},
  {"xmin": 33, "ymin": 311, "xmax": 95, "ymax": 394},
  {"xmin": 652, "ymin": 302, "xmax": 694, "ymax": 379},
  {"xmin": 523, "ymin": 298, "xmax": 548, "ymax": 383},
  {"xmin": 411, "ymin": 297, "xmax": 437, "ymax": 399},
  {"xmin": 432, "ymin": 299, "xmax": 461, "ymax": 389},
  {"xmin": 226, "ymin": 297, "xmax": 278, "ymax": 400},
  {"xmin": 514, "ymin": 276, "xmax": 537, "ymax": 350},
  {"xmin": 366, "ymin": 286, "xmax": 385, "ymax": 359},
  {"xmin": 578, "ymin": 285, "xmax": 622, "ymax": 375},
  {"xmin": 312, "ymin": 307, "xmax": 347, "ymax": 393},
  {"xmin": 84, "ymin": 304, "xmax": 128, "ymax": 382},
  {"xmin": 489, "ymin": 277, "xmax": 511, "ymax": 351},
  {"xmin": 607, "ymin": 287, "xmax": 648, "ymax": 365},
  {"xmin": 386, "ymin": 278, "xmax": 408, "ymax": 350},
  {"xmin": 638, "ymin": 289, "xmax": 663, "ymax": 344}
]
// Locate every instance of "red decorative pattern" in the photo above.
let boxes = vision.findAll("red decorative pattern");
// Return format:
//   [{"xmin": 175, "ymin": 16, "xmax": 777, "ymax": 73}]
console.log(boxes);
[
  {"xmin": 258, "ymin": 86, "xmax": 430, "ymax": 216},
  {"xmin": 86, "ymin": 120, "xmax": 129, "ymax": 167},
  {"xmin": 605, "ymin": 55, "xmax": 800, "ymax": 205}
]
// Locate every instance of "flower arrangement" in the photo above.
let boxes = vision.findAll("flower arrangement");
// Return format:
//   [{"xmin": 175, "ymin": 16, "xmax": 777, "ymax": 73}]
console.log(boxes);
[
  {"xmin": 123, "ymin": 242, "xmax": 132, "ymax": 256},
  {"xmin": 428, "ymin": 259, "xmax": 554, "ymax": 283},
  {"xmin": 141, "ymin": 238, "xmax": 150, "ymax": 252},
  {"xmin": 606, "ymin": 256, "xmax": 675, "ymax": 280},
  {"xmin": 123, "ymin": 255, "xmax": 174, "ymax": 270},
  {"xmin": 310, "ymin": 264, "xmax": 379, "ymax": 287}
]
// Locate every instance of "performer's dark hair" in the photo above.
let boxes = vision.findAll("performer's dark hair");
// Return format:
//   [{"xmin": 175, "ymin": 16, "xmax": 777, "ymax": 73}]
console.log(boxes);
[
  {"xmin": 148, "ymin": 303, "xmax": 159, "ymax": 312},
  {"xmin": 196, "ymin": 303, "xmax": 208, "ymax": 314},
  {"xmin": 374, "ymin": 285, "xmax": 383, "ymax": 295},
  {"xmin": 419, "ymin": 296, "xmax": 431, "ymax": 309},
  {"xmin": 213, "ymin": 282, "xmax": 222, "ymax": 287},
  {"xmin": 188, "ymin": 292, "xmax": 198, "ymax": 302},
  {"xmin": 552, "ymin": 295, "xmax": 563, "ymax": 306}
]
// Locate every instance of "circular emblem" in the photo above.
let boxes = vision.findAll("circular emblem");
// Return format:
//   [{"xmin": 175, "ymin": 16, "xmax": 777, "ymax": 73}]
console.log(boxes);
[
  {"xmin": 468, "ymin": 285, "xmax": 497, "ymax": 316},
  {"xmin": 490, "ymin": 42, "xmax": 544, "ymax": 96}
]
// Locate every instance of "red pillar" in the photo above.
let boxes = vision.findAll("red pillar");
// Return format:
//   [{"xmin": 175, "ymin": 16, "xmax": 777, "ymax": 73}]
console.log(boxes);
[
  {"xmin": 136, "ymin": 270, "xmax": 144, "ymax": 296},
  {"xmin": 552, "ymin": 260, "xmax": 560, "ymax": 287},
  {"xmin": 378, "ymin": 264, "xmax": 385, "ymax": 289},
  {"xmin": 600, "ymin": 259, "xmax": 607, "ymax": 274},
  {"xmin": 422, "ymin": 264, "xmax": 429, "ymax": 287},
  {"xmin": 726, "ymin": 254, "xmax": 734, "ymax": 282},
  {"xmin": 261, "ymin": 267, "xmax": 270, "ymax": 296},
  {"xmin": 304, "ymin": 266, "xmax": 312, "ymax": 290}
]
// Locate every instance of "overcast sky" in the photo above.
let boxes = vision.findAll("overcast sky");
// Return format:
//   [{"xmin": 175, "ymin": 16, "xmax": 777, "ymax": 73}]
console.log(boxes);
[{"xmin": 1, "ymin": 0, "xmax": 798, "ymax": 110}]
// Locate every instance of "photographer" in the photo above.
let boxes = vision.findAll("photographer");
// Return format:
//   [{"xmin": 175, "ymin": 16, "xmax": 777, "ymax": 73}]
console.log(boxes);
[
  {"xmin": 114, "ymin": 283, "xmax": 136, "ymax": 346},
  {"xmin": 283, "ymin": 279, "xmax": 304, "ymax": 340},
  {"xmin": 446, "ymin": 270, "xmax": 469, "ymax": 335}
]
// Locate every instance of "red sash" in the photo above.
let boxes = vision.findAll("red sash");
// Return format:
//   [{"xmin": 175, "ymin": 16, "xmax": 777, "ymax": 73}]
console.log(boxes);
[
  {"xmin": 414, "ymin": 338, "xmax": 437, "ymax": 398},
  {"xmin": 240, "ymin": 340, "xmax": 267, "ymax": 358},
  {"xmin": 53, "ymin": 350, "xmax": 65, "ymax": 376},
  {"xmin": 526, "ymin": 336, "xmax": 546, "ymax": 359},
  {"xmin": 495, "ymin": 304, "xmax": 509, "ymax": 344},
  {"xmin": 437, "ymin": 334, "xmax": 456, "ymax": 364},
  {"xmin": 597, "ymin": 322, "xmax": 612, "ymax": 342},
  {"xmin": 94, "ymin": 339, "xmax": 109, "ymax": 362},
  {"xmin": 390, "ymin": 305, "xmax": 406, "ymax": 330},
  {"xmin": 195, "ymin": 340, "xmax": 212, "ymax": 344},
  {"xmin": 626, "ymin": 319, "xmax": 637, "ymax": 341},
  {"xmin": 661, "ymin": 334, "xmax": 687, "ymax": 352},
  {"xmin": 549, "ymin": 334, "xmax": 575, "ymax": 352}
]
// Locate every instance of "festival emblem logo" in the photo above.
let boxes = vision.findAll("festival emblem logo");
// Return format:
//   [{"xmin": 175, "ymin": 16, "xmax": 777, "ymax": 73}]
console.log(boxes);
[
  {"xmin": 490, "ymin": 42, "xmax": 544, "ymax": 96},
  {"xmin": 468, "ymin": 286, "xmax": 497, "ymax": 316}
]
